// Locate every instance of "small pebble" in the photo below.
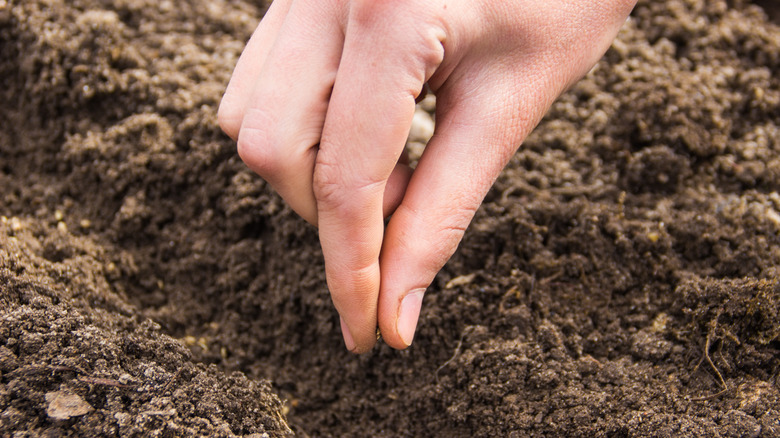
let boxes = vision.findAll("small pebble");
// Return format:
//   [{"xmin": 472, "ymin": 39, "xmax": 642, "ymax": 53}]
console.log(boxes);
[
  {"xmin": 408, "ymin": 109, "xmax": 435, "ymax": 144},
  {"xmin": 10, "ymin": 217, "xmax": 22, "ymax": 231},
  {"xmin": 46, "ymin": 391, "xmax": 93, "ymax": 420}
]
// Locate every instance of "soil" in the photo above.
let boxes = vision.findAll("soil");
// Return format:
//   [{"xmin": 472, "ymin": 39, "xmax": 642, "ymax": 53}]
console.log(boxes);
[{"xmin": 1, "ymin": 0, "xmax": 779, "ymax": 437}]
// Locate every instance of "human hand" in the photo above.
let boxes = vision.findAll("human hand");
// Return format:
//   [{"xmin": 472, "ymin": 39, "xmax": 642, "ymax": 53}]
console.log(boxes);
[{"xmin": 219, "ymin": 0, "xmax": 636, "ymax": 353}]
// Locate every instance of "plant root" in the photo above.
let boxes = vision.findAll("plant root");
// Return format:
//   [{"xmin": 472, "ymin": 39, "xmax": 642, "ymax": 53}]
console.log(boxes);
[{"xmin": 690, "ymin": 320, "xmax": 729, "ymax": 402}]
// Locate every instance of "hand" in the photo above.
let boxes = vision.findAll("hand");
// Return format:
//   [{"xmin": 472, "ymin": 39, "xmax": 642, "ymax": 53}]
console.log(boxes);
[{"xmin": 219, "ymin": 0, "xmax": 636, "ymax": 353}]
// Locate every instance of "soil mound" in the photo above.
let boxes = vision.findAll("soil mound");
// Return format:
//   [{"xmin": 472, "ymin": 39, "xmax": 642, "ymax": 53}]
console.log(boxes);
[{"xmin": 0, "ymin": 218, "xmax": 291, "ymax": 436}]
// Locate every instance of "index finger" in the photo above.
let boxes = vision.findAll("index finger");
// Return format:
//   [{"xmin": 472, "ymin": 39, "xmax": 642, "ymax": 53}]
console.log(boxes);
[{"xmin": 314, "ymin": 4, "xmax": 446, "ymax": 353}]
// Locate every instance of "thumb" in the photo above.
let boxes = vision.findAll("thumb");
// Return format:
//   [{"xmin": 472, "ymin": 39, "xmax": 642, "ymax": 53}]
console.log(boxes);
[{"xmin": 377, "ymin": 72, "xmax": 555, "ymax": 349}]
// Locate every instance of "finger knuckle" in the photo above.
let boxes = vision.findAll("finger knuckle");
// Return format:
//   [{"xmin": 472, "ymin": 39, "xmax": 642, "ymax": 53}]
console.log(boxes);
[
  {"xmin": 328, "ymin": 263, "xmax": 377, "ymax": 305},
  {"xmin": 348, "ymin": 1, "xmax": 445, "ymax": 93},
  {"xmin": 236, "ymin": 126, "xmax": 282, "ymax": 176},
  {"xmin": 313, "ymin": 162, "xmax": 384, "ymax": 217}
]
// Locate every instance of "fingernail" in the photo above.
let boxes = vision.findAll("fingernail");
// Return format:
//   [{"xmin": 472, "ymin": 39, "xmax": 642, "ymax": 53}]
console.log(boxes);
[
  {"xmin": 340, "ymin": 316, "xmax": 357, "ymax": 352},
  {"xmin": 397, "ymin": 289, "xmax": 425, "ymax": 347}
]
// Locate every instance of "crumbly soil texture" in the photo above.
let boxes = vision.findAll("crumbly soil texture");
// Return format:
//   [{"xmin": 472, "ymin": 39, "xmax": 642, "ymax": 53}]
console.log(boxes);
[{"xmin": 1, "ymin": 0, "xmax": 779, "ymax": 437}]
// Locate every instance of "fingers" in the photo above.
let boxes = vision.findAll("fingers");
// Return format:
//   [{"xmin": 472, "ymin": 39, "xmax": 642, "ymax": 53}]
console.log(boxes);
[
  {"xmin": 218, "ymin": 0, "xmax": 293, "ymax": 140},
  {"xmin": 221, "ymin": 1, "xmax": 415, "ymax": 225},
  {"xmin": 377, "ymin": 70, "xmax": 554, "ymax": 349},
  {"xmin": 227, "ymin": 1, "xmax": 347, "ymax": 224},
  {"xmin": 315, "ymin": 4, "xmax": 446, "ymax": 353}
]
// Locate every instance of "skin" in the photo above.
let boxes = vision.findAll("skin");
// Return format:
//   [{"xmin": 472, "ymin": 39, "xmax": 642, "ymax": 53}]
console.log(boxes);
[{"xmin": 219, "ymin": 0, "xmax": 638, "ymax": 353}]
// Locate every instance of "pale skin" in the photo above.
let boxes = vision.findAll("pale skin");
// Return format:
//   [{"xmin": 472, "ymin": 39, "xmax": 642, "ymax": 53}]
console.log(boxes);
[{"xmin": 219, "ymin": 0, "xmax": 638, "ymax": 353}]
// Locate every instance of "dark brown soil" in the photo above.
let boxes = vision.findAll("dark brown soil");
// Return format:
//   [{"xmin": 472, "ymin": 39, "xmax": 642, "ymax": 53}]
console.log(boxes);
[{"xmin": 2, "ymin": 0, "xmax": 779, "ymax": 436}]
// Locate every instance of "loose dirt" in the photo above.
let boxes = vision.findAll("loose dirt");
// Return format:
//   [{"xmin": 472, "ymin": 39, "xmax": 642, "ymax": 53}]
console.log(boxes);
[{"xmin": 1, "ymin": 0, "xmax": 779, "ymax": 436}]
